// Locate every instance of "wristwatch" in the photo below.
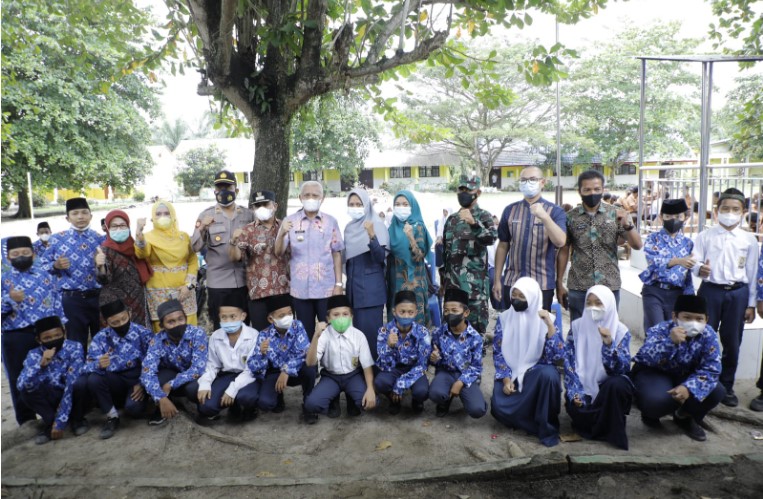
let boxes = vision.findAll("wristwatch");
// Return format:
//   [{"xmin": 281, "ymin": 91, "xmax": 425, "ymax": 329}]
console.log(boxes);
[{"xmin": 186, "ymin": 283, "xmax": 197, "ymax": 290}]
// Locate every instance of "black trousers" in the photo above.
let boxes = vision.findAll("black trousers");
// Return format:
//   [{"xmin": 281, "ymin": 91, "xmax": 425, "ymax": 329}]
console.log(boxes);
[
  {"xmin": 566, "ymin": 375, "xmax": 634, "ymax": 450},
  {"xmin": 258, "ymin": 365, "xmax": 317, "ymax": 411},
  {"xmin": 86, "ymin": 366, "xmax": 146, "ymax": 417},
  {"xmin": 292, "ymin": 297, "xmax": 328, "ymax": 340},
  {"xmin": 1, "ymin": 327, "xmax": 39, "ymax": 425},
  {"xmin": 62, "ymin": 292, "xmax": 101, "ymax": 350},
  {"xmin": 632, "ymin": 366, "xmax": 725, "ymax": 423}
]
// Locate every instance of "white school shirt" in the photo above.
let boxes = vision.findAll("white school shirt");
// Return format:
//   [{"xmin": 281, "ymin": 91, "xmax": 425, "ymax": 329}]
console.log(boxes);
[
  {"xmin": 692, "ymin": 224, "xmax": 759, "ymax": 307},
  {"xmin": 198, "ymin": 325, "xmax": 259, "ymax": 397},
  {"xmin": 315, "ymin": 325, "xmax": 374, "ymax": 375}
]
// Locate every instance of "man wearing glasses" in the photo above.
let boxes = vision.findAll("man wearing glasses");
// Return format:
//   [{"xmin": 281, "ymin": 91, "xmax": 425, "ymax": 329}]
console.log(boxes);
[{"xmin": 493, "ymin": 167, "xmax": 567, "ymax": 311}]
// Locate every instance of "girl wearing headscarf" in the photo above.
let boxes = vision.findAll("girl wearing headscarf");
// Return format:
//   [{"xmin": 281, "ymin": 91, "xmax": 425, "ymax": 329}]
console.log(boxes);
[
  {"xmin": 96, "ymin": 210, "xmax": 152, "ymax": 327},
  {"xmin": 491, "ymin": 277, "xmax": 564, "ymax": 447},
  {"xmin": 344, "ymin": 188, "xmax": 390, "ymax": 360},
  {"xmin": 387, "ymin": 190, "xmax": 434, "ymax": 327},
  {"xmin": 564, "ymin": 285, "xmax": 633, "ymax": 450},
  {"xmin": 135, "ymin": 201, "xmax": 199, "ymax": 331}
]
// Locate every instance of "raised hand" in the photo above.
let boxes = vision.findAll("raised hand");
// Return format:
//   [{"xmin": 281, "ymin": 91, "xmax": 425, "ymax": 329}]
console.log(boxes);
[{"xmin": 9, "ymin": 284, "xmax": 25, "ymax": 303}]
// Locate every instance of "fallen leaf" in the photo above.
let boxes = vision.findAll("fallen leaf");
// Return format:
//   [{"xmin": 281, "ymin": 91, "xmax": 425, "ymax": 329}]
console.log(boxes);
[
  {"xmin": 560, "ymin": 433, "xmax": 582, "ymax": 442},
  {"xmin": 375, "ymin": 440, "xmax": 393, "ymax": 451},
  {"xmin": 255, "ymin": 471, "xmax": 274, "ymax": 477},
  {"xmin": 458, "ymin": 495, "xmax": 470, "ymax": 499},
  {"xmin": 422, "ymin": 420, "xmax": 432, "ymax": 427},
  {"xmin": 282, "ymin": 459, "xmax": 293, "ymax": 465}
]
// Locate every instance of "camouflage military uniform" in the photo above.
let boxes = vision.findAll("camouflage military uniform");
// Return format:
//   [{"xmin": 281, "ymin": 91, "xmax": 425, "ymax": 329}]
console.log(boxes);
[{"xmin": 442, "ymin": 177, "xmax": 497, "ymax": 336}]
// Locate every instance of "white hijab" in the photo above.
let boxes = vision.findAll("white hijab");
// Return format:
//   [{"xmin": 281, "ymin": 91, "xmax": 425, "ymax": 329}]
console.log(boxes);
[
  {"xmin": 499, "ymin": 277, "xmax": 550, "ymax": 392},
  {"xmin": 572, "ymin": 285, "xmax": 628, "ymax": 400}
]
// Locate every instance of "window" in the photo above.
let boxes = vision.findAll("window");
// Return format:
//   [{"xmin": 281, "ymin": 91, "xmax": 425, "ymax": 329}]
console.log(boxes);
[
  {"xmin": 419, "ymin": 166, "xmax": 440, "ymax": 178},
  {"xmin": 617, "ymin": 164, "xmax": 636, "ymax": 175},
  {"xmin": 390, "ymin": 167, "xmax": 411, "ymax": 179},
  {"xmin": 303, "ymin": 171, "xmax": 323, "ymax": 181}
]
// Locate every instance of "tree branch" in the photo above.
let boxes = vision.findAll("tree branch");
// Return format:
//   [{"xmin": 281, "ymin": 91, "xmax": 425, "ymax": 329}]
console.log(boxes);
[
  {"xmin": 367, "ymin": 0, "xmax": 417, "ymax": 65},
  {"xmin": 346, "ymin": 31, "xmax": 448, "ymax": 78},
  {"xmin": 297, "ymin": 0, "xmax": 327, "ymax": 79},
  {"xmin": 217, "ymin": 0, "xmax": 236, "ymax": 77}
]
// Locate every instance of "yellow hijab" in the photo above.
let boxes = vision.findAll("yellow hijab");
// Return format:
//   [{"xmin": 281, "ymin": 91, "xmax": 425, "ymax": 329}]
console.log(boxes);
[{"xmin": 143, "ymin": 200, "xmax": 191, "ymax": 265}]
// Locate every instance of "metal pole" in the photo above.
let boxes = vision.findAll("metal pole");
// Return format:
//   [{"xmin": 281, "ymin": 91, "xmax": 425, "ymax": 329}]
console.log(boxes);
[
  {"xmin": 27, "ymin": 171, "xmax": 34, "ymax": 220},
  {"xmin": 697, "ymin": 62, "xmax": 713, "ymax": 233},
  {"xmin": 554, "ymin": 18, "xmax": 563, "ymax": 205},
  {"xmin": 636, "ymin": 58, "xmax": 646, "ymax": 232}
]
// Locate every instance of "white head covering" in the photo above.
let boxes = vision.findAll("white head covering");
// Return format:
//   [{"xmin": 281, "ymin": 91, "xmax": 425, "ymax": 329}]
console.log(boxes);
[
  {"xmin": 572, "ymin": 285, "xmax": 628, "ymax": 400},
  {"xmin": 499, "ymin": 277, "xmax": 549, "ymax": 392},
  {"xmin": 436, "ymin": 207, "xmax": 455, "ymax": 238}
]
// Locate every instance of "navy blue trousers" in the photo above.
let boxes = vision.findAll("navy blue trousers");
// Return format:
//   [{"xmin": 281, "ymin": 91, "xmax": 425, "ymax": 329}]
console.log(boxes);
[
  {"xmin": 697, "ymin": 283, "xmax": 748, "ymax": 392},
  {"xmin": 352, "ymin": 305, "xmax": 384, "ymax": 361},
  {"xmin": 62, "ymin": 292, "xmax": 101, "ymax": 351},
  {"xmin": 1, "ymin": 327, "xmax": 39, "ymax": 424},
  {"xmin": 157, "ymin": 368, "xmax": 199, "ymax": 400},
  {"xmin": 304, "ymin": 369, "xmax": 367, "ymax": 415},
  {"xmin": 633, "ymin": 366, "xmax": 725, "ymax": 423},
  {"xmin": 197, "ymin": 372, "xmax": 261, "ymax": 416},
  {"xmin": 374, "ymin": 367, "xmax": 429, "ymax": 403},
  {"xmin": 292, "ymin": 298, "xmax": 328, "ymax": 341},
  {"xmin": 19, "ymin": 375, "xmax": 88, "ymax": 428},
  {"xmin": 257, "ymin": 365, "xmax": 317, "ymax": 411},
  {"xmin": 430, "ymin": 369, "xmax": 487, "ymax": 419},
  {"xmin": 641, "ymin": 285, "xmax": 683, "ymax": 334},
  {"xmin": 565, "ymin": 375, "xmax": 633, "ymax": 450},
  {"xmin": 86, "ymin": 366, "xmax": 146, "ymax": 417},
  {"xmin": 569, "ymin": 289, "xmax": 620, "ymax": 322}
]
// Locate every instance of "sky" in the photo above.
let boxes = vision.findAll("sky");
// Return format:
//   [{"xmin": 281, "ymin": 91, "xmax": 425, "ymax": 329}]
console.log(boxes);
[{"xmin": 140, "ymin": 0, "xmax": 761, "ymax": 125}]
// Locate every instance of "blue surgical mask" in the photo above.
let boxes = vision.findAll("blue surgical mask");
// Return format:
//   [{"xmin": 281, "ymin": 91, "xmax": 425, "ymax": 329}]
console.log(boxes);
[
  {"xmin": 396, "ymin": 316, "xmax": 414, "ymax": 328},
  {"xmin": 220, "ymin": 321, "xmax": 242, "ymax": 334},
  {"xmin": 110, "ymin": 229, "xmax": 130, "ymax": 243}
]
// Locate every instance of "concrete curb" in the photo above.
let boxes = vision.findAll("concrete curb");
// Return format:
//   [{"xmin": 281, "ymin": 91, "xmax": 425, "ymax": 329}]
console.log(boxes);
[
  {"xmin": 4, "ymin": 453, "xmax": 761, "ymax": 489},
  {"xmin": 710, "ymin": 405, "xmax": 763, "ymax": 427}
]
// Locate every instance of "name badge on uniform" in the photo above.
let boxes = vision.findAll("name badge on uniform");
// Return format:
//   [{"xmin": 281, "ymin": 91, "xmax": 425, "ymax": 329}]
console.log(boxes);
[
  {"xmin": 351, "ymin": 356, "xmax": 359, "ymax": 368},
  {"xmin": 295, "ymin": 230, "xmax": 306, "ymax": 242},
  {"xmin": 738, "ymin": 256, "xmax": 746, "ymax": 269}
]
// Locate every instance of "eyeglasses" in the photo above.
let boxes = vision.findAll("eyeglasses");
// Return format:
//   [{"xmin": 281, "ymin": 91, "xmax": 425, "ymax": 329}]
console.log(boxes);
[
  {"xmin": 519, "ymin": 177, "xmax": 542, "ymax": 184},
  {"xmin": 109, "ymin": 224, "xmax": 129, "ymax": 230}
]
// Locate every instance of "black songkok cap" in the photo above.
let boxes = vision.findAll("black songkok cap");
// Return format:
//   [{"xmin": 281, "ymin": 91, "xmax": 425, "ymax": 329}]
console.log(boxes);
[
  {"xmin": 100, "ymin": 299, "xmax": 126, "ymax": 319},
  {"xmin": 327, "ymin": 294, "xmax": 351, "ymax": 311},
  {"xmin": 65, "ymin": 197, "xmax": 90, "ymax": 213},
  {"xmin": 674, "ymin": 295, "xmax": 707, "ymax": 315},
  {"xmin": 661, "ymin": 199, "xmax": 689, "ymax": 215},
  {"xmin": 266, "ymin": 294, "xmax": 292, "ymax": 314},
  {"xmin": 443, "ymin": 288, "xmax": 469, "ymax": 306},
  {"xmin": 219, "ymin": 292, "xmax": 247, "ymax": 311},
  {"xmin": 6, "ymin": 236, "xmax": 32, "ymax": 251},
  {"xmin": 35, "ymin": 316, "xmax": 63, "ymax": 335}
]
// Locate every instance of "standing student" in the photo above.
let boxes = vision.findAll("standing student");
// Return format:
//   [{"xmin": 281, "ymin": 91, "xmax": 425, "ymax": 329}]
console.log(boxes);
[
  {"xmin": 196, "ymin": 295, "xmax": 260, "ymax": 424},
  {"xmin": 33, "ymin": 222, "xmax": 52, "ymax": 257},
  {"xmin": 639, "ymin": 199, "xmax": 695, "ymax": 333},
  {"xmin": 304, "ymin": 295, "xmax": 376, "ymax": 421},
  {"xmin": 490, "ymin": 278, "xmax": 564, "ymax": 447},
  {"xmin": 344, "ymin": 188, "xmax": 389, "ymax": 360},
  {"xmin": 429, "ymin": 288, "xmax": 487, "ymax": 419},
  {"xmin": 2, "ymin": 236, "xmax": 66, "ymax": 426},
  {"xmin": 692, "ymin": 188, "xmax": 758, "ymax": 407},
  {"xmin": 247, "ymin": 294, "xmax": 316, "ymax": 421},
  {"xmin": 83, "ymin": 300, "xmax": 153, "ymax": 439},
  {"xmin": 375, "ymin": 290, "xmax": 431, "ymax": 415},
  {"xmin": 192, "ymin": 170, "xmax": 254, "ymax": 329},
  {"xmin": 751, "ymin": 244, "xmax": 763, "ymax": 412},
  {"xmin": 563, "ymin": 286, "xmax": 633, "ymax": 450},
  {"xmin": 40, "ymin": 197, "xmax": 105, "ymax": 349}
]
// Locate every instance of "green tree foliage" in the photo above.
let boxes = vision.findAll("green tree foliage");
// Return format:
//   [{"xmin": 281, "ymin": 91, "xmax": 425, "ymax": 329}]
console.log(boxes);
[
  {"xmin": 176, "ymin": 145, "xmax": 228, "ymax": 196},
  {"xmin": 716, "ymin": 74, "xmax": 763, "ymax": 161},
  {"xmin": 1, "ymin": 0, "xmax": 159, "ymax": 218},
  {"xmin": 152, "ymin": 118, "xmax": 190, "ymax": 151},
  {"xmin": 562, "ymin": 22, "xmax": 701, "ymax": 176},
  {"xmin": 291, "ymin": 93, "xmax": 380, "ymax": 183}
]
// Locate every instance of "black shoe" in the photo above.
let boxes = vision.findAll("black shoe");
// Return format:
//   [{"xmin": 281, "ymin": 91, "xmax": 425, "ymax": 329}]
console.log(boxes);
[
  {"xmin": 100, "ymin": 417, "xmax": 120, "ymax": 440},
  {"xmin": 327, "ymin": 397, "xmax": 340, "ymax": 418},
  {"xmin": 303, "ymin": 405, "xmax": 318, "ymax": 425},
  {"xmin": 750, "ymin": 392, "xmax": 763, "ymax": 412},
  {"xmin": 72, "ymin": 418, "xmax": 90, "ymax": 436},
  {"xmin": 35, "ymin": 426, "xmax": 52, "ymax": 445},
  {"xmin": 388, "ymin": 400, "xmax": 401, "ymax": 415},
  {"xmin": 347, "ymin": 399, "xmax": 361, "ymax": 417},
  {"xmin": 641, "ymin": 415, "xmax": 662, "ymax": 428},
  {"xmin": 273, "ymin": 393, "xmax": 286, "ymax": 413},
  {"xmin": 435, "ymin": 400, "xmax": 451, "ymax": 417},
  {"xmin": 721, "ymin": 392, "xmax": 739, "ymax": 407},
  {"xmin": 148, "ymin": 410, "xmax": 166, "ymax": 426},
  {"xmin": 412, "ymin": 401, "xmax": 425, "ymax": 415},
  {"xmin": 195, "ymin": 413, "xmax": 220, "ymax": 426},
  {"xmin": 241, "ymin": 408, "xmax": 259, "ymax": 422},
  {"xmin": 673, "ymin": 412, "xmax": 706, "ymax": 442}
]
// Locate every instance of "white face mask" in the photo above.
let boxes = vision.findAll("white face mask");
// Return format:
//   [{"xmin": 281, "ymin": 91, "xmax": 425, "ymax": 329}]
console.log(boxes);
[
  {"xmin": 71, "ymin": 224, "xmax": 90, "ymax": 232},
  {"xmin": 717, "ymin": 212, "xmax": 741, "ymax": 227},
  {"xmin": 394, "ymin": 206, "xmax": 411, "ymax": 221},
  {"xmin": 678, "ymin": 320, "xmax": 704, "ymax": 337},
  {"xmin": 588, "ymin": 306, "xmax": 605, "ymax": 322},
  {"xmin": 254, "ymin": 206, "xmax": 273, "ymax": 222},
  {"xmin": 520, "ymin": 181, "xmax": 541, "ymax": 198},
  {"xmin": 274, "ymin": 314, "xmax": 294, "ymax": 330},
  {"xmin": 347, "ymin": 207, "xmax": 365, "ymax": 220},
  {"xmin": 39, "ymin": 233, "xmax": 51, "ymax": 242},
  {"xmin": 302, "ymin": 198, "xmax": 321, "ymax": 212}
]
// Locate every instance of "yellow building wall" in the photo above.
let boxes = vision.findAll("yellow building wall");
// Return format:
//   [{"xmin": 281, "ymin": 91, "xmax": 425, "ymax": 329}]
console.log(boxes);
[
  {"xmin": 373, "ymin": 168, "xmax": 389, "ymax": 182},
  {"xmin": 52, "ymin": 187, "xmax": 108, "ymax": 201},
  {"xmin": 324, "ymin": 169, "xmax": 340, "ymax": 181}
]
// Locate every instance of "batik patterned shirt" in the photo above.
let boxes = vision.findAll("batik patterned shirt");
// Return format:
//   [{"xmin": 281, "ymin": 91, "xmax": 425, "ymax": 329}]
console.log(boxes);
[
  {"xmin": 140, "ymin": 326, "xmax": 208, "ymax": 401},
  {"xmin": 41, "ymin": 228, "xmax": 105, "ymax": 291},
  {"xmin": 566, "ymin": 204, "xmax": 626, "ymax": 291},
  {"xmin": 376, "ymin": 320, "xmax": 431, "ymax": 395},
  {"xmin": 247, "ymin": 320, "xmax": 310, "ymax": 379},
  {"xmin": 84, "ymin": 323, "xmax": 153, "ymax": 374},
  {"xmin": 430, "ymin": 322, "xmax": 483, "ymax": 387},
  {"xmin": 639, "ymin": 229, "xmax": 695, "ymax": 293},
  {"xmin": 2, "ymin": 266, "xmax": 65, "ymax": 330}
]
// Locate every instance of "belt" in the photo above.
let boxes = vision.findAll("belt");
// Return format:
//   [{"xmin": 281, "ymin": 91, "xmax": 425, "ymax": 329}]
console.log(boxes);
[
  {"xmin": 703, "ymin": 281, "xmax": 745, "ymax": 291},
  {"xmin": 62, "ymin": 289, "xmax": 100, "ymax": 298},
  {"xmin": 649, "ymin": 283, "xmax": 682, "ymax": 291}
]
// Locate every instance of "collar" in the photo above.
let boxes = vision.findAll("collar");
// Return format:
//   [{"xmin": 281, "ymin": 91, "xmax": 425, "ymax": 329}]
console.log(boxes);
[
  {"xmin": 254, "ymin": 218, "xmax": 280, "ymax": 229},
  {"xmin": 297, "ymin": 209, "xmax": 322, "ymax": 220},
  {"xmin": 575, "ymin": 203, "xmax": 606, "ymax": 216}
]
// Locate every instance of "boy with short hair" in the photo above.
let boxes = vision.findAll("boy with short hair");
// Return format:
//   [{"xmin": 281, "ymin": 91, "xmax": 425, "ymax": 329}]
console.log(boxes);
[{"xmin": 33, "ymin": 222, "xmax": 52, "ymax": 256}]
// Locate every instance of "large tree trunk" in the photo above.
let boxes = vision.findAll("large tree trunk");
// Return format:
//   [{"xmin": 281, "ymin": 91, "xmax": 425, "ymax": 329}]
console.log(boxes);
[
  {"xmin": 15, "ymin": 189, "xmax": 32, "ymax": 219},
  {"xmin": 250, "ymin": 111, "xmax": 293, "ymax": 219}
]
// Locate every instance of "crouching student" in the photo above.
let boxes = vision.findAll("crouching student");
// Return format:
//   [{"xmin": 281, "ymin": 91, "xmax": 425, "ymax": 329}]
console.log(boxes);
[
  {"xmin": 491, "ymin": 277, "xmax": 564, "ymax": 446},
  {"xmin": 84, "ymin": 300, "xmax": 153, "ymax": 439},
  {"xmin": 18, "ymin": 316, "xmax": 89, "ymax": 444},
  {"xmin": 247, "ymin": 294, "xmax": 316, "ymax": 422},
  {"xmin": 563, "ymin": 285, "xmax": 633, "ymax": 450},
  {"xmin": 304, "ymin": 295, "xmax": 376, "ymax": 422},
  {"xmin": 196, "ymin": 295, "xmax": 260, "ymax": 425},
  {"xmin": 631, "ymin": 295, "xmax": 725, "ymax": 441},
  {"xmin": 375, "ymin": 290, "xmax": 431, "ymax": 415},
  {"xmin": 429, "ymin": 288, "xmax": 487, "ymax": 419},
  {"xmin": 140, "ymin": 299, "xmax": 208, "ymax": 426}
]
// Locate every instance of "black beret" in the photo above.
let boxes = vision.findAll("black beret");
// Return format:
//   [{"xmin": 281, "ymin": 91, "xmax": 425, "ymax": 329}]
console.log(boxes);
[
  {"xmin": 443, "ymin": 288, "xmax": 469, "ymax": 306},
  {"xmin": 100, "ymin": 299, "xmax": 126, "ymax": 319},
  {"xmin": 327, "ymin": 294, "xmax": 351, "ymax": 311},
  {"xmin": 65, "ymin": 197, "xmax": 90, "ymax": 212},
  {"xmin": 661, "ymin": 199, "xmax": 689, "ymax": 215},
  {"xmin": 35, "ymin": 316, "xmax": 63, "ymax": 335},
  {"xmin": 6, "ymin": 236, "xmax": 32, "ymax": 251},
  {"xmin": 674, "ymin": 295, "xmax": 707, "ymax": 315},
  {"xmin": 394, "ymin": 290, "xmax": 417, "ymax": 306},
  {"xmin": 157, "ymin": 299, "xmax": 184, "ymax": 322},
  {"xmin": 266, "ymin": 294, "xmax": 293, "ymax": 314}
]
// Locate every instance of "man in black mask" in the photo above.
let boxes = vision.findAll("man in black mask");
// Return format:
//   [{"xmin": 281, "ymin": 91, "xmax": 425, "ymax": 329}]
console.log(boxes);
[
  {"xmin": 82, "ymin": 300, "xmax": 154, "ymax": 439},
  {"xmin": 557, "ymin": 170, "xmax": 643, "ymax": 321},
  {"xmin": 2, "ymin": 236, "xmax": 66, "ymax": 427},
  {"xmin": 140, "ymin": 299, "xmax": 208, "ymax": 426}
]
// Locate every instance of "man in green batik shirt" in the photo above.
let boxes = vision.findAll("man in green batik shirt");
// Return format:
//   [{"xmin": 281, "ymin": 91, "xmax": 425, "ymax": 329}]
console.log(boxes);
[{"xmin": 442, "ymin": 175, "xmax": 497, "ymax": 337}]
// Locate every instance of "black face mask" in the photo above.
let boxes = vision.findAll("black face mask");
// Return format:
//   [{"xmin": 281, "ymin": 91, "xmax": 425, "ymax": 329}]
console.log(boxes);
[
  {"xmin": 216, "ymin": 190, "xmax": 236, "ymax": 206},
  {"xmin": 663, "ymin": 219, "xmax": 684, "ymax": 234},
  {"xmin": 457, "ymin": 191, "xmax": 476, "ymax": 208},
  {"xmin": 445, "ymin": 313, "xmax": 464, "ymax": 329},
  {"xmin": 166, "ymin": 324, "xmax": 186, "ymax": 341},
  {"xmin": 41, "ymin": 337, "xmax": 65, "ymax": 351},
  {"xmin": 581, "ymin": 193, "xmax": 603, "ymax": 208},
  {"xmin": 511, "ymin": 299, "xmax": 529, "ymax": 312},
  {"xmin": 112, "ymin": 322, "xmax": 131, "ymax": 337},
  {"xmin": 10, "ymin": 256, "xmax": 34, "ymax": 271}
]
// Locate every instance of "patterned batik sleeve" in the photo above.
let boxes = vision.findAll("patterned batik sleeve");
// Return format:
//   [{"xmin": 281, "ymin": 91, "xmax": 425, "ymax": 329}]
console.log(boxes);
[
  {"xmin": 563, "ymin": 333, "xmax": 586, "ymax": 404},
  {"xmin": 394, "ymin": 332, "xmax": 431, "ymax": 395},
  {"xmin": 17, "ymin": 349, "xmax": 44, "ymax": 392},
  {"xmin": 285, "ymin": 326, "xmax": 310, "ymax": 376},
  {"xmin": 83, "ymin": 334, "xmax": 108, "ymax": 374},
  {"xmin": 602, "ymin": 331, "xmax": 631, "ymax": 376},
  {"xmin": 683, "ymin": 333, "xmax": 722, "ymax": 402},
  {"xmin": 54, "ymin": 344, "xmax": 84, "ymax": 430},
  {"xmin": 376, "ymin": 326, "xmax": 396, "ymax": 372},
  {"xmin": 542, "ymin": 327, "xmax": 565, "ymax": 363},
  {"xmin": 757, "ymin": 243, "xmax": 763, "ymax": 302},
  {"xmin": 140, "ymin": 339, "xmax": 166, "ymax": 401},
  {"xmin": 458, "ymin": 333, "xmax": 483, "ymax": 387},
  {"xmin": 169, "ymin": 332, "xmax": 208, "ymax": 389},
  {"xmin": 492, "ymin": 320, "xmax": 512, "ymax": 380},
  {"xmin": 643, "ymin": 234, "xmax": 672, "ymax": 278}
]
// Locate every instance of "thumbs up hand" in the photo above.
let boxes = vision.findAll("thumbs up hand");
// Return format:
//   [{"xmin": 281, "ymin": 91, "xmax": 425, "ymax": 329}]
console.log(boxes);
[
  {"xmin": 429, "ymin": 344, "xmax": 441, "ymax": 363},
  {"xmin": 699, "ymin": 259, "xmax": 711, "ymax": 279},
  {"xmin": 9, "ymin": 284, "xmax": 25, "ymax": 303},
  {"xmin": 95, "ymin": 247, "xmax": 106, "ymax": 267}
]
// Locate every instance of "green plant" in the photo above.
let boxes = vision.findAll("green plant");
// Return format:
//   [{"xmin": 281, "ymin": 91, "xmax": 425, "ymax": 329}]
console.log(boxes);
[
  {"xmin": 32, "ymin": 192, "xmax": 47, "ymax": 208},
  {"xmin": 133, "ymin": 191, "xmax": 145, "ymax": 202}
]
